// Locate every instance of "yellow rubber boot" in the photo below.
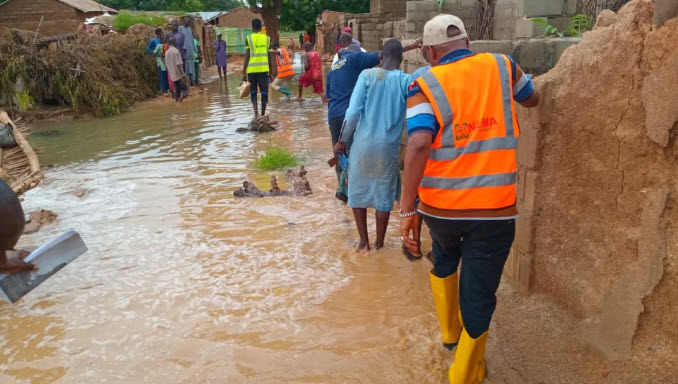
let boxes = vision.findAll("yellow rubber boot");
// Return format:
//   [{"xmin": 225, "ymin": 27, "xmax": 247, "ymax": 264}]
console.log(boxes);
[
  {"xmin": 448, "ymin": 329, "xmax": 488, "ymax": 384},
  {"xmin": 430, "ymin": 272, "xmax": 462, "ymax": 349}
]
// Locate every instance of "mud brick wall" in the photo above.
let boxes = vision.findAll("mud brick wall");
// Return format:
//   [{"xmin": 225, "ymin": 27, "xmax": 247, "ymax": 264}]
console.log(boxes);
[
  {"xmin": 510, "ymin": 1, "xmax": 678, "ymax": 361},
  {"xmin": 215, "ymin": 7, "xmax": 259, "ymax": 29},
  {"xmin": 0, "ymin": 0, "xmax": 80, "ymax": 37}
]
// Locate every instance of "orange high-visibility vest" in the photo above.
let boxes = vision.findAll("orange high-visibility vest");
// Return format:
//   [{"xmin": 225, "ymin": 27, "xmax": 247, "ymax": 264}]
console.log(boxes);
[
  {"xmin": 277, "ymin": 47, "xmax": 294, "ymax": 78},
  {"xmin": 416, "ymin": 53, "xmax": 520, "ymax": 210}
]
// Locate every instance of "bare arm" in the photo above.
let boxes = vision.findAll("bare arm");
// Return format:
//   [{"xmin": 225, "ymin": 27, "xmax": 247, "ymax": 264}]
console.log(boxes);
[
  {"xmin": 400, "ymin": 132, "xmax": 433, "ymax": 251},
  {"xmin": 400, "ymin": 132, "xmax": 433, "ymax": 213},
  {"xmin": 402, "ymin": 37, "xmax": 422, "ymax": 53},
  {"xmin": 268, "ymin": 50, "xmax": 276, "ymax": 80},
  {"xmin": 519, "ymin": 87, "xmax": 540, "ymax": 108}
]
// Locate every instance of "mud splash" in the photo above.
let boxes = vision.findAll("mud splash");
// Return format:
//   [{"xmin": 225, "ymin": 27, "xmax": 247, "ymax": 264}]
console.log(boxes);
[{"xmin": 0, "ymin": 74, "xmax": 441, "ymax": 383}]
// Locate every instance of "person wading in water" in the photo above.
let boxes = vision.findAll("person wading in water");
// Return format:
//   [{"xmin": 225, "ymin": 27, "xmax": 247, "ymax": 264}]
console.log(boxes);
[{"xmin": 242, "ymin": 18, "xmax": 275, "ymax": 119}]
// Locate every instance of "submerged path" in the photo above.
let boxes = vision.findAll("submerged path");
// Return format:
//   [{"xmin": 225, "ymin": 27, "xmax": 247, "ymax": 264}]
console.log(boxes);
[
  {"xmin": 0, "ymin": 76, "xmax": 446, "ymax": 383},
  {"xmin": 2, "ymin": 75, "xmax": 652, "ymax": 384}
]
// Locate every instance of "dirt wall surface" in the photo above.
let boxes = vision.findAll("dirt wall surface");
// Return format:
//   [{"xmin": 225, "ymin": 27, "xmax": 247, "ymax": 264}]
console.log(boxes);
[
  {"xmin": 215, "ymin": 7, "xmax": 259, "ymax": 29},
  {"xmin": 513, "ymin": 0, "xmax": 678, "ymax": 365}
]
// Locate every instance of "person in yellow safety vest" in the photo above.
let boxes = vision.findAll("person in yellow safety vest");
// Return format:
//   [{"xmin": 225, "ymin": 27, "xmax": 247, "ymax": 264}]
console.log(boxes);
[
  {"xmin": 242, "ymin": 18, "xmax": 275, "ymax": 119},
  {"xmin": 400, "ymin": 14, "xmax": 539, "ymax": 384},
  {"xmin": 271, "ymin": 42, "xmax": 294, "ymax": 101}
]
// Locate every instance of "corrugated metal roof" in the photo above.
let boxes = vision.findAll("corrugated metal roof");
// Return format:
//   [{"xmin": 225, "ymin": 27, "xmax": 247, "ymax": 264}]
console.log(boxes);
[
  {"xmin": 57, "ymin": 0, "xmax": 118, "ymax": 13},
  {"xmin": 197, "ymin": 12, "xmax": 224, "ymax": 23}
]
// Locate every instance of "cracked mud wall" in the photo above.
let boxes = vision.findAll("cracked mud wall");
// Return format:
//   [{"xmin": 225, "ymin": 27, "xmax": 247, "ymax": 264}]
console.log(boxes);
[{"xmin": 513, "ymin": 0, "xmax": 678, "ymax": 361}]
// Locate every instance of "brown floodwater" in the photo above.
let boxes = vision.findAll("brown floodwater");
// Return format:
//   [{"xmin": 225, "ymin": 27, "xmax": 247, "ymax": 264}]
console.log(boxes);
[{"xmin": 0, "ymin": 75, "xmax": 453, "ymax": 383}]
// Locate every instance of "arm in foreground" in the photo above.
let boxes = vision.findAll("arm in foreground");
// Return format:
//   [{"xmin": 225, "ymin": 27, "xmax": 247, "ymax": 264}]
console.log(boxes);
[{"xmin": 400, "ymin": 132, "xmax": 433, "ymax": 252}]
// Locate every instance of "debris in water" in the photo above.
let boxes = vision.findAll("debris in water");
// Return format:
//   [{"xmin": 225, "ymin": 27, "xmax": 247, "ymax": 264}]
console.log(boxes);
[
  {"xmin": 234, "ymin": 166, "xmax": 312, "ymax": 197},
  {"xmin": 24, "ymin": 210, "xmax": 58, "ymax": 234},
  {"xmin": 235, "ymin": 116, "xmax": 279, "ymax": 133},
  {"xmin": 72, "ymin": 188, "xmax": 86, "ymax": 198}
]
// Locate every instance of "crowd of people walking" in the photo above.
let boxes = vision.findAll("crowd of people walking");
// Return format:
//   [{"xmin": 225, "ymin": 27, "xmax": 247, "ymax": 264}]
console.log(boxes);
[{"xmin": 141, "ymin": 14, "xmax": 541, "ymax": 384}]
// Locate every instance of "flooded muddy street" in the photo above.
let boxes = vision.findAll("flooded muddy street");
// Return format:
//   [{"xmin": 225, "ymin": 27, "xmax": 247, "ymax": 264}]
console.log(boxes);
[{"xmin": 0, "ymin": 76, "xmax": 447, "ymax": 383}]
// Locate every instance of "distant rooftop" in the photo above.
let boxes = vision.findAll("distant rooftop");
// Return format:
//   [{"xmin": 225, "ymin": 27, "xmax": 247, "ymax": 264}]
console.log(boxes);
[{"xmin": 58, "ymin": 0, "xmax": 117, "ymax": 13}]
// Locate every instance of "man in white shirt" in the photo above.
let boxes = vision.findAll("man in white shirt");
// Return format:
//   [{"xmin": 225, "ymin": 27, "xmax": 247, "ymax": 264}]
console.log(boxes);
[{"xmin": 331, "ymin": 33, "xmax": 366, "ymax": 66}]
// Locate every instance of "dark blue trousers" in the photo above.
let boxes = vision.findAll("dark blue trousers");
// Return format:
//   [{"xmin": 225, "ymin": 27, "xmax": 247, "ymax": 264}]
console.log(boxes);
[
  {"xmin": 423, "ymin": 216, "xmax": 515, "ymax": 338},
  {"xmin": 158, "ymin": 67, "xmax": 169, "ymax": 93}
]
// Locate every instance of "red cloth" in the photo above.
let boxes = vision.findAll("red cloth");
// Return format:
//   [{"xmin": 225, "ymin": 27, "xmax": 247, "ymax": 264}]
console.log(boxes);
[
  {"xmin": 299, "ymin": 73, "xmax": 323, "ymax": 94},
  {"xmin": 305, "ymin": 51, "xmax": 322, "ymax": 81},
  {"xmin": 300, "ymin": 51, "xmax": 323, "ymax": 93},
  {"xmin": 167, "ymin": 71, "xmax": 174, "ymax": 90}
]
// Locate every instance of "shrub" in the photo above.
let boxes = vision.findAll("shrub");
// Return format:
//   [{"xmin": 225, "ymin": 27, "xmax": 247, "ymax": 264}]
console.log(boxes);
[
  {"xmin": 113, "ymin": 13, "xmax": 167, "ymax": 32},
  {"xmin": 253, "ymin": 147, "xmax": 300, "ymax": 171},
  {"xmin": 532, "ymin": 14, "xmax": 593, "ymax": 38}
]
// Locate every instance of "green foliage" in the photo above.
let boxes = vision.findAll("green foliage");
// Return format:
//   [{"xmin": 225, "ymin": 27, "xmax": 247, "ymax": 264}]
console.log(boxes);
[
  {"xmin": 253, "ymin": 147, "xmax": 300, "ymax": 171},
  {"xmin": 531, "ymin": 17, "xmax": 564, "ymax": 37},
  {"xmin": 280, "ymin": 0, "xmax": 369, "ymax": 32},
  {"xmin": 531, "ymin": 14, "xmax": 592, "ymax": 38},
  {"xmin": 16, "ymin": 90, "xmax": 34, "ymax": 111},
  {"xmin": 102, "ymin": 99, "xmax": 121, "ymax": 116},
  {"xmin": 113, "ymin": 13, "xmax": 167, "ymax": 32},
  {"xmin": 101, "ymin": 0, "xmax": 240, "ymax": 12},
  {"xmin": 437, "ymin": 0, "xmax": 444, "ymax": 13},
  {"xmin": 564, "ymin": 14, "xmax": 592, "ymax": 37}
]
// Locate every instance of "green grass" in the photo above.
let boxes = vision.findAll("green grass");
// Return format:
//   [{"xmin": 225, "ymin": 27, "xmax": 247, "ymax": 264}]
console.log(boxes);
[
  {"xmin": 253, "ymin": 147, "xmax": 300, "ymax": 171},
  {"xmin": 113, "ymin": 13, "xmax": 167, "ymax": 32}
]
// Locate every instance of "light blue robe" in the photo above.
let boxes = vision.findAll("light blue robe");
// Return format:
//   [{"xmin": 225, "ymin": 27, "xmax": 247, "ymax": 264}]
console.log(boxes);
[
  {"xmin": 340, "ymin": 68, "xmax": 412, "ymax": 211},
  {"xmin": 179, "ymin": 26, "xmax": 196, "ymax": 77}
]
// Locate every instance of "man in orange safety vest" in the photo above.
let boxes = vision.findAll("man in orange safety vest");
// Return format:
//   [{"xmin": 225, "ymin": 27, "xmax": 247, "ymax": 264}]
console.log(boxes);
[
  {"xmin": 400, "ymin": 14, "xmax": 539, "ymax": 384},
  {"xmin": 271, "ymin": 42, "xmax": 294, "ymax": 100}
]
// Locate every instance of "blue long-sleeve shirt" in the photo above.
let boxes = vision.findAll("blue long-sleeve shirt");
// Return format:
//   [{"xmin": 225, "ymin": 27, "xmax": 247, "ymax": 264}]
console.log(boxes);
[
  {"xmin": 145, "ymin": 37, "xmax": 160, "ymax": 54},
  {"xmin": 325, "ymin": 51, "xmax": 380, "ymax": 121}
]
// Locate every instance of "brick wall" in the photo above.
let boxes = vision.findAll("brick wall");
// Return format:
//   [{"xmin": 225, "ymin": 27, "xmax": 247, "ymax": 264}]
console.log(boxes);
[
  {"xmin": 345, "ymin": 12, "xmax": 405, "ymax": 52},
  {"xmin": 216, "ymin": 7, "xmax": 259, "ymax": 29},
  {"xmin": 0, "ymin": 0, "xmax": 80, "ymax": 37},
  {"xmin": 406, "ymin": 0, "xmax": 477, "ymax": 39},
  {"xmin": 371, "ymin": 0, "xmax": 407, "ymax": 17},
  {"xmin": 404, "ymin": 0, "xmax": 579, "ymax": 41}
]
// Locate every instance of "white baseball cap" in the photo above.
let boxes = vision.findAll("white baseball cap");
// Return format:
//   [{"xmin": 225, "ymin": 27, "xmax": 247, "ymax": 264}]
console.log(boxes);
[{"xmin": 422, "ymin": 14, "xmax": 468, "ymax": 47}]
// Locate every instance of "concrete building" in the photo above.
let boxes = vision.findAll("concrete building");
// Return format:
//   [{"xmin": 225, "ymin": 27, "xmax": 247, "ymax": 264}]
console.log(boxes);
[{"xmin": 0, "ymin": 0, "xmax": 117, "ymax": 37}]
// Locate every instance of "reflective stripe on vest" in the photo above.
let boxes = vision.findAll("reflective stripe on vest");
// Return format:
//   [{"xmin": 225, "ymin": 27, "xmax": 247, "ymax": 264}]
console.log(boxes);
[
  {"xmin": 416, "ymin": 53, "xmax": 520, "ymax": 210},
  {"xmin": 277, "ymin": 47, "xmax": 294, "ymax": 78},
  {"xmin": 246, "ymin": 33, "xmax": 270, "ymax": 74}
]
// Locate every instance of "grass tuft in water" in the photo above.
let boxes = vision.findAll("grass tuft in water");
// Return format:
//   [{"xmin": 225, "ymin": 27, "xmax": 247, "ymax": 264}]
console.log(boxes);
[{"xmin": 253, "ymin": 147, "xmax": 300, "ymax": 171}]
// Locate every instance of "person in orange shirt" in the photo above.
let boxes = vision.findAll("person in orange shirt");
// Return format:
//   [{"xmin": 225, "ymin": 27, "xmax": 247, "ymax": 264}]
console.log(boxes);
[
  {"xmin": 303, "ymin": 31, "xmax": 311, "ymax": 44},
  {"xmin": 400, "ymin": 14, "xmax": 539, "ymax": 384},
  {"xmin": 271, "ymin": 42, "xmax": 294, "ymax": 100}
]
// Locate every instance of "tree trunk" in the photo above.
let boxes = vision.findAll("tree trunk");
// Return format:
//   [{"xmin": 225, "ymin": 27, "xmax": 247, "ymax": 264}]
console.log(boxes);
[{"xmin": 260, "ymin": 8, "xmax": 280, "ymax": 43}]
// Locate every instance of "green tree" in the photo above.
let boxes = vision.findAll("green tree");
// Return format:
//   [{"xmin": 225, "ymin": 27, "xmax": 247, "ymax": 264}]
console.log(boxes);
[
  {"xmin": 280, "ymin": 0, "xmax": 368, "ymax": 32},
  {"xmin": 101, "ymin": 0, "xmax": 241, "ymax": 11},
  {"xmin": 246, "ymin": 0, "xmax": 283, "ymax": 42}
]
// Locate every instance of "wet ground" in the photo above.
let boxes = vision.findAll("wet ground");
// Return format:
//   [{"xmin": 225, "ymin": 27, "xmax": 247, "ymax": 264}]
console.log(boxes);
[
  {"xmin": 0, "ymin": 75, "xmax": 449, "ymax": 383},
  {"xmin": 2, "ymin": 72, "xmax": 668, "ymax": 384}
]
